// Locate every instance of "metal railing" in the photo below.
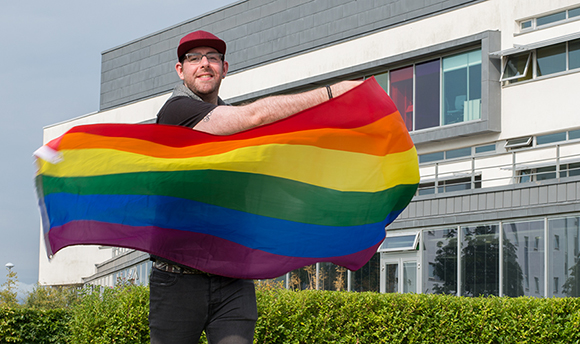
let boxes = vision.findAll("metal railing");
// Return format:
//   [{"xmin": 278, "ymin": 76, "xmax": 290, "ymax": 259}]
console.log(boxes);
[{"xmin": 417, "ymin": 141, "xmax": 580, "ymax": 196}]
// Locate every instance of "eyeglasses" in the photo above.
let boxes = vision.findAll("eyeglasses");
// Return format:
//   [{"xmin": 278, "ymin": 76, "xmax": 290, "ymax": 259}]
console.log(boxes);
[{"xmin": 184, "ymin": 52, "xmax": 224, "ymax": 64}]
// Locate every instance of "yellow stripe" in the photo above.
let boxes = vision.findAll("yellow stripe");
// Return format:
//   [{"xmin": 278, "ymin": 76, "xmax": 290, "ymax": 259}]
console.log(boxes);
[{"xmin": 37, "ymin": 144, "xmax": 419, "ymax": 192}]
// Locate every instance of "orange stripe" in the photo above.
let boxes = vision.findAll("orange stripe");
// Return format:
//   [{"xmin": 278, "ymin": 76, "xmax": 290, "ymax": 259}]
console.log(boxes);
[{"xmin": 56, "ymin": 112, "xmax": 412, "ymax": 158}]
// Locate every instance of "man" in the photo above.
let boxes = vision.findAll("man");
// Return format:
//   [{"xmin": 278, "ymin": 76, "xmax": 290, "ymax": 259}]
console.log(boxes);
[{"xmin": 151, "ymin": 30, "xmax": 361, "ymax": 344}]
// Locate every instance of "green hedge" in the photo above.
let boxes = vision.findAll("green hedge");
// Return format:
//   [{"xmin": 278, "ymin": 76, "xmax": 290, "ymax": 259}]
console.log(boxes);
[
  {"xmin": 256, "ymin": 290, "xmax": 580, "ymax": 343},
  {"xmin": 2, "ymin": 288, "xmax": 580, "ymax": 343},
  {"xmin": 0, "ymin": 307, "xmax": 70, "ymax": 343}
]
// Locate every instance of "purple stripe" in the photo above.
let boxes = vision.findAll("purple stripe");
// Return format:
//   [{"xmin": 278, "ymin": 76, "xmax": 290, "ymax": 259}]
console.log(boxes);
[{"xmin": 48, "ymin": 220, "xmax": 382, "ymax": 279}]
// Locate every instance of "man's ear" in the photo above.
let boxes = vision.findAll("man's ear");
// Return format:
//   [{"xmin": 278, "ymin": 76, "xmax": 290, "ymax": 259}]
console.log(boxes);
[
  {"xmin": 222, "ymin": 61, "xmax": 229, "ymax": 79},
  {"xmin": 175, "ymin": 62, "xmax": 185, "ymax": 80}
]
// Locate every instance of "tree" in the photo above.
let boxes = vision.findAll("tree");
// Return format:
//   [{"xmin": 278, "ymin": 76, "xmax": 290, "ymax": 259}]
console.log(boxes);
[{"xmin": 0, "ymin": 265, "xmax": 19, "ymax": 307}]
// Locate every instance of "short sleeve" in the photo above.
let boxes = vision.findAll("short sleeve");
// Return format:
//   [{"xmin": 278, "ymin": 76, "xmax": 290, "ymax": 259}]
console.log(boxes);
[{"xmin": 156, "ymin": 96, "xmax": 218, "ymax": 127}]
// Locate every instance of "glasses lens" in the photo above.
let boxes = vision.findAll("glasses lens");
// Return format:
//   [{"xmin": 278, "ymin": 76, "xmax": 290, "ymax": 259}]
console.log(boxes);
[
  {"xmin": 185, "ymin": 53, "xmax": 223, "ymax": 64},
  {"xmin": 206, "ymin": 53, "xmax": 223, "ymax": 63}
]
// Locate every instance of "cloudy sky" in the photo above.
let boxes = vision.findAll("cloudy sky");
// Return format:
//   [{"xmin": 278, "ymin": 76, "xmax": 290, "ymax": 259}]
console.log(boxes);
[{"xmin": 0, "ymin": 0, "xmax": 236, "ymax": 296}]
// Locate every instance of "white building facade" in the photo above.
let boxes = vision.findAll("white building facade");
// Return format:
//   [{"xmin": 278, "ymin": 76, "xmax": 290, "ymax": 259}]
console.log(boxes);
[{"xmin": 40, "ymin": 0, "xmax": 580, "ymax": 296}]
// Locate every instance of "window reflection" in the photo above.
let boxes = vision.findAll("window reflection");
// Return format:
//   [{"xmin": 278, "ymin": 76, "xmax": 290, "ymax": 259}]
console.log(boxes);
[
  {"xmin": 423, "ymin": 228, "xmax": 458, "ymax": 295},
  {"xmin": 502, "ymin": 220, "xmax": 544, "ymax": 297},
  {"xmin": 461, "ymin": 224, "xmax": 499, "ymax": 297},
  {"xmin": 390, "ymin": 66, "xmax": 414, "ymax": 131},
  {"xmin": 549, "ymin": 217, "xmax": 580, "ymax": 297}
]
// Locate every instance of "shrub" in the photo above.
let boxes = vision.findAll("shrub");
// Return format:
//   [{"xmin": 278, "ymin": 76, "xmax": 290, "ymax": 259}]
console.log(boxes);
[
  {"xmin": 25, "ymin": 285, "xmax": 81, "ymax": 310},
  {"xmin": 2, "ymin": 287, "xmax": 580, "ymax": 343},
  {"xmin": 0, "ymin": 307, "xmax": 70, "ymax": 343},
  {"xmin": 67, "ymin": 285, "xmax": 149, "ymax": 344}
]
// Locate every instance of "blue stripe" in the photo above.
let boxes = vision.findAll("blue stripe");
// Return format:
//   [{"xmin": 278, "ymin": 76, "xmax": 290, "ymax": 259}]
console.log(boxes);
[{"xmin": 45, "ymin": 193, "xmax": 389, "ymax": 258}]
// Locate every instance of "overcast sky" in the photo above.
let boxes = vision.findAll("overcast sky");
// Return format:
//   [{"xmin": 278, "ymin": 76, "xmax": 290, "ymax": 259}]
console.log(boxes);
[{"xmin": 0, "ymin": 0, "xmax": 237, "ymax": 296}]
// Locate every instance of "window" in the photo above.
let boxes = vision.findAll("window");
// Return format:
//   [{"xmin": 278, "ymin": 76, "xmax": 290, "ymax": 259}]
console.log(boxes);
[
  {"xmin": 461, "ymin": 225, "xmax": 499, "ymax": 297},
  {"xmin": 537, "ymin": 11, "xmax": 566, "ymax": 27},
  {"xmin": 502, "ymin": 52, "xmax": 532, "ymax": 82},
  {"xmin": 422, "ymin": 227, "xmax": 458, "ymax": 295},
  {"xmin": 503, "ymin": 221, "xmax": 544, "ymax": 297},
  {"xmin": 475, "ymin": 144, "xmax": 496, "ymax": 154},
  {"xmin": 521, "ymin": 20, "xmax": 532, "ymax": 30},
  {"xmin": 518, "ymin": 166, "xmax": 557, "ymax": 183},
  {"xmin": 537, "ymin": 43, "xmax": 566, "ymax": 76},
  {"xmin": 419, "ymin": 151, "xmax": 444, "ymax": 163},
  {"xmin": 443, "ymin": 50, "xmax": 482, "ymax": 125},
  {"xmin": 415, "ymin": 60, "xmax": 440, "ymax": 130},
  {"xmin": 502, "ymin": 39, "xmax": 580, "ymax": 84},
  {"xmin": 418, "ymin": 175, "xmax": 482, "ymax": 196},
  {"xmin": 569, "ymin": 39, "xmax": 580, "ymax": 70},
  {"xmin": 537, "ymin": 132, "xmax": 567, "ymax": 145},
  {"xmin": 369, "ymin": 48, "xmax": 482, "ymax": 132},
  {"xmin": 554, "ymin": 277, "xmax": 559, "ymax": 293},
  {"xmin": 569, "ymin": 129, "xmax": 580, "ymax": 140},
  {"xmin": 554, "ymin": 235, "xmax": 560, "ymax": 250},
  {"xmin": 379, "ymin": 233, "xmax": 419, "ymax": 252},
  {"xmin": 446, "ymin": 147, "xmax": 471, "ymax": 160},
  {"xmin": 390, "ymin": 66, "xmax": 414, "ymax": 131},
  {"xmin": 519, "ymin": 7, "xmax": 580, "ymax": 31},
  {"xmin": 560, "ymin": 163, "xmax": 580, "ymax": 178},
  {"xmin": 518, "ymin": 163, "xmax": 580, "ymax": 182}
]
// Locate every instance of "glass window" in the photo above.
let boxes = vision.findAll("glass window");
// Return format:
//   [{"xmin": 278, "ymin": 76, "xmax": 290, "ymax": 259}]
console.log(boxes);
[
  {"xmin": 461, "ymin": 224, "xmax": 499, "ymax": 297},
  {"xmin": 390, "ymin": 66, "xmax": 414, "ymax": 131},
  {"xmin": 520, "ymin": 20, "xmax": 532, "ymax": 30},
  {"xmin": 443, "ymin": 50, "xmax": 482, "ymax": 125},
  {"xmin": 446, "ymin": 147, "xmax": 471, "ymax": 159},
  {"xmin": 569, "ymin": 39, "xmax": 580, "ymax": 70},
  {"xmin": 419, "ymin": 151, "xmax": 444, "ymax": 164},
  {"xmin": 536, "ymin": 11, "xmax": 566, "ymax": 26},
  {"xmin": 385, "ymin": 262, "xmax": 399, "ymax": 293},
  {"xmin": 569, "ymin": 129, "xmax": 580, "ymax": 140},
  {"xmin": 288, "ymin": 265, "xmax": 316, "ymax": 290},
  {"xmin": 379, "ymin": 233, "xmax": 418, "ymax": 251},
  {"xmin": 374, "ymin": 71, "xmax": 389, "ymax": 93},
  {"xmin": 503, "ymin": 220, "xmax": 545, "ymax": 297},
  {"xmin": 568, "ymin": 163, "xmax": 580, "ymax": 177},
  {"xmin": 403, "ymin": 261, "xmax": 417, "ymax": 293},
  {"xmin": 423, "ymin": 228, "xmax": 458, "ymax": 295},
  {"xmin": 475, "ymin": 144, "xmax": 496, "ymax": 154},
  {"xmin": 537, "ymin": 132, "xmax": 566, "ymax": 145},
  {"xmin": 537, "ymin": 43, "xmax": 566, "ymax": 76},
  {"xmin": 569, "ymin": 7, "xmax": 580, "ymax": 18},
  {"xmin": 549, "ymin": 217, "xmax": 580, "ymax": 297},
  {"xmin": 502, "ymin": 52, "xmax": 532, "ymax": 82},
  {"xmin": 536, "ymin": 166, "xmax": 557, "ymax": 180},
  {"xmin": 318, "ymin": 262, "xmax": 348, "ymax": 291},
  {"xmin": 352, "ymin": 253, "xmax": 380, "ymax": 292},
  {"xmin": 415, "ymin": 59, "xmax": 441, "ymax": 130}
]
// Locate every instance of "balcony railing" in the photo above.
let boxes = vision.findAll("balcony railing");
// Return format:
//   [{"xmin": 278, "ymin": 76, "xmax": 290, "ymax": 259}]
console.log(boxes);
[{"xmin": 417, "ymin": 140, "xmax": 580, "ymax": 196}]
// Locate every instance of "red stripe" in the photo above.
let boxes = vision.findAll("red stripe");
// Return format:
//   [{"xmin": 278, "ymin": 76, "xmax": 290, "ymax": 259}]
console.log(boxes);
[{"xmin": 47, "ymin": 77, "xmax": 398, "ymax": 150}]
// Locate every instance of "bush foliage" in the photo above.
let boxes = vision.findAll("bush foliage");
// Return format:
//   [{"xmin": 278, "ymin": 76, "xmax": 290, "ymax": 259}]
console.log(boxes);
[{"xmin": 1, "ymin": 287, "xmax": 580, "ymax": 343}]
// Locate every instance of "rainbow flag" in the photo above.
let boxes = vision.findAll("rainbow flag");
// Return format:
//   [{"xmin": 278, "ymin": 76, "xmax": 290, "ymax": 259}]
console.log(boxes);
[{"xmin": 34, "ymin": 78, "xmax": 419, "ymax": 279}]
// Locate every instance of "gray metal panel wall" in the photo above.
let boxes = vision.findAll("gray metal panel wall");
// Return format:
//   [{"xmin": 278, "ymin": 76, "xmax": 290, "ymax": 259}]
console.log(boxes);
[
  {"xmin": 390, "ymin": 177, "xmax": 580, "ymax": 230},
  {"xmin": 100, "ymin": 0, "xmax": 481, "ymax": 110}
]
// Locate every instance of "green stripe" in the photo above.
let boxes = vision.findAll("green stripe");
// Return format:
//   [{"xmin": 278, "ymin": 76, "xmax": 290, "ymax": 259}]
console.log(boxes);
[{"xmin": 39, "ymin": 171, "xmax": 417, "ymax": 227}]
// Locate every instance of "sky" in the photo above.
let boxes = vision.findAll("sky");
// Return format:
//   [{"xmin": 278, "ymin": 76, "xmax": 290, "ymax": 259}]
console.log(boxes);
[{"xmin": 0, "ymin": 0, "xmax": 237, "ymax": 297}]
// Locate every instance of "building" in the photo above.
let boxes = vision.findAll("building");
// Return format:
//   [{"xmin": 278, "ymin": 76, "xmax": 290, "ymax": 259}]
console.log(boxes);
[{"xmin": 39, "ymin": 0, "xmax": 580, "ymax": 297}]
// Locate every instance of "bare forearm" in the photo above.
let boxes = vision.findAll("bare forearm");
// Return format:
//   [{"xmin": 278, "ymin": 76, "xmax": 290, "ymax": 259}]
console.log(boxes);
[{"xmin": 193, "ymin": 80, "xmax": 362, "ymax": 135}]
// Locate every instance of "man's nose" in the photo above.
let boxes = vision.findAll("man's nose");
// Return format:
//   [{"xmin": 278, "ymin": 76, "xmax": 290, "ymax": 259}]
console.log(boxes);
[{"xmin": 199, "ymin": 55, "xmax": 211, "ymax": 66}]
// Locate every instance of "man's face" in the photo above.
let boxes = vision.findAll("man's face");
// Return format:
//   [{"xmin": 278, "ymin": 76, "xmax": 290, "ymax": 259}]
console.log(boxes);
[{"xmin": 176, "ymin": 46, "xmax": 229, "ymax": 102}]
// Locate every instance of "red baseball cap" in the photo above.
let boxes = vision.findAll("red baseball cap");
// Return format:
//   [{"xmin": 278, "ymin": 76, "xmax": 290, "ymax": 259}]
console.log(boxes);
[{"xmin": 177, "ymin": 30, "xmax": 226, "ymax": 58}]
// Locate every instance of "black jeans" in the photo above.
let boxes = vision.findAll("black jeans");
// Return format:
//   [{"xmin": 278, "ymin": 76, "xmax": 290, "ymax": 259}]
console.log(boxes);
[{"xmin": 149, "ymin": 267, "xmax": 257, "ymax": 344}]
